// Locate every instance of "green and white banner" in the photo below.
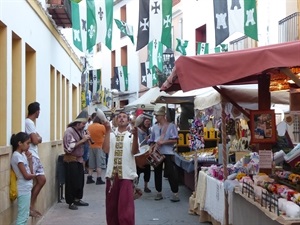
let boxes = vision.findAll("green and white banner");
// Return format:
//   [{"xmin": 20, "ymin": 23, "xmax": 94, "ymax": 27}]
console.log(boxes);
[
  {"xmin": 114, "ymin": 66, "xmax": 128, "ymax": 92},
  {"xmin": 114, "ymin": 19, "xmax": 134, "ymax": 44},
  {"xmin": 148, "ymin": 39, "xmax": 163, "ymax": 87},
  {"xmin": 197, "ymin": 42, "xmax": 228, "ymax": 55},
  {"xmin": 71, "ymin": 0, "xmax": 113, "ymax": 52},
  {"xmin": 175, "ymin": 38, "xmax": 189, "ymax": 55},
  {"xmin": 197, "ymin": 42, "xmax": 209, "ymax": 55}
]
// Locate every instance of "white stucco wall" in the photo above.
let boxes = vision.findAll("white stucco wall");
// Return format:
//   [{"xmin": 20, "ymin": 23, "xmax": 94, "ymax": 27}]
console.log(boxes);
[
  {"xmin": 0, "ymin": 1, "xmax": 82, "ymax": 143},
  {"xmin": 92, "ymin": 0, "xmax": 141, "ymax": 102}
]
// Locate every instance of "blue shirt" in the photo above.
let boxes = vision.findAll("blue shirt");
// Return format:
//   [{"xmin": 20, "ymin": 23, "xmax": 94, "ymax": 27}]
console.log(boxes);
[{"xmin": 149, "ymin": 123, "xmax": 178, "ymax": 155}]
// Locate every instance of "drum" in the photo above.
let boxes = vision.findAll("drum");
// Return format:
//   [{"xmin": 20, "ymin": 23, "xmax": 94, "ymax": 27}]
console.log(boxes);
[
  {"xmin": 134, "ymin": 145, "xmax": 150, "ymax": 168},
  {"xmin": 146, "ymin": 145, "xmax": 165, "ymax": 168}
]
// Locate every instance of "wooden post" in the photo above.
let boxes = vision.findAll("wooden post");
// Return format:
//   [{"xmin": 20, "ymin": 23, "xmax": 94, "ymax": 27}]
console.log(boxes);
[{"xmin": 258, "ymin": 74, "xmax": 272, "ymax": 174}]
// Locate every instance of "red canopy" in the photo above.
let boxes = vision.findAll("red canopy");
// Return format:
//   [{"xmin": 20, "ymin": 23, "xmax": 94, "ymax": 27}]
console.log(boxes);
[{"xmin": 161, "ymin": 41, "xmax": 300, "ymax": 92}]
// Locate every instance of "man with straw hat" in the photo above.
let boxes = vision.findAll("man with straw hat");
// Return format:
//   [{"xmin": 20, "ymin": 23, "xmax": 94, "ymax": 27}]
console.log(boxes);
[
  {"xmin": 149, "ymin": 106, "xmax": 180, "ymax": 202},
  {"xmin": 63, "ymin": 110, "xmax": 91, "ymax": 210}
]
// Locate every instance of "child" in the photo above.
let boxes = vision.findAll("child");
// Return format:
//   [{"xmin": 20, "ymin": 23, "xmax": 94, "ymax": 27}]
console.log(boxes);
[{"xmin": 10, "ymin": 132, "xmax": 36, "ymax": 225}]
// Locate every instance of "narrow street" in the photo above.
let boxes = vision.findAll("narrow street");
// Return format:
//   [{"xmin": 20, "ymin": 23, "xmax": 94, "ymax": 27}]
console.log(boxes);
[{"xmin": 36, "ymin": 171, "xmax": 211, "ymax": 225}]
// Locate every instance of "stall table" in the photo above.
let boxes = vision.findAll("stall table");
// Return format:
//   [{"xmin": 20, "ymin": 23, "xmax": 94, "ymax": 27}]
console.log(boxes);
[
  {"xmin": 233, "ymin": 190, "xmax": 300, "ymax": 225},
  {"xmin": 174, "ymin": 153, "xmax": 216, "ymax": 190},
  {"xmin": 192, "ymin": 171, "xmax": 300, "ymax": 225},
  {"xmin": 193, "ymin": 171, "xmax": 233, "ymax": 225}
]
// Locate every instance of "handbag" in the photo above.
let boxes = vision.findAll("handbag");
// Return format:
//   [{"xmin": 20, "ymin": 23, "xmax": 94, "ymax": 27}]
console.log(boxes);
[{"xmin": 9, "ymin": 168, "xmax": 17, "ymax": 201}]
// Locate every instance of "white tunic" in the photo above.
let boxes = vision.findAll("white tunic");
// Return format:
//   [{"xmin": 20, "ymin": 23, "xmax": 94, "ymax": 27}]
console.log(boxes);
[{"xmin": 105, "ymin": 129, "xmax": 138, "ymax": 180}]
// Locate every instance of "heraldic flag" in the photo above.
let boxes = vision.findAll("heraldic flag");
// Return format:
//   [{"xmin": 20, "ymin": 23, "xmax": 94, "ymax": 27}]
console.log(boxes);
[
  {"xmin": 213, "ymin": 0, "xmax": 258, "ymax": 46},
  {"xmin": 136, "ymin": 0, "xmax": 172, "ymax": 51},
  {"xmin": 140, "ymin": 62, "xmax": 153, "ymax": 88},
  {"xmin": 113, "ymin": 66, "xmax": 128, "ymax": 92},
  {"xmin": 197, "ymin": 42, "xmax": 228, "ymax": 55},
  {"xmin": 88, "ymin": 69, "xmax": 101, "ymax": 95},
  {"xmin": 175, "ymin": 38, "xmax": 188, "ymax": 55},
  {"xmin": 114, "ymin": 19, "xmax": 135, "ymax": 44},
  {"xmin": 197, "ymin": 42, "xmax": 209, "ymax": 55},
  {"xmin": 148, "ymin": 40, "xmax": 163, "ymax": 87},
  {"xmin": 71, "ymin": 0, "xmax": 113, "ymax": 52}
]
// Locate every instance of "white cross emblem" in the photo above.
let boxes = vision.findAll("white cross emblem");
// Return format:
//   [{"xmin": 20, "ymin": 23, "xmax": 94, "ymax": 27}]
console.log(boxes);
[
  {"xmin": 164, "ymin": 15, "xmax": 171, "ymax": 28},
  {"xmin": 140, "ymin": 18, "xmax": 149, "ymax": 31}
]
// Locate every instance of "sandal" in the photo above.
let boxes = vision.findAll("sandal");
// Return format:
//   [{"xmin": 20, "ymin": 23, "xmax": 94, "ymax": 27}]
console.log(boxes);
[{"xmin": 30, "ymin": 209, "xmax": 42, "ymax": 217}]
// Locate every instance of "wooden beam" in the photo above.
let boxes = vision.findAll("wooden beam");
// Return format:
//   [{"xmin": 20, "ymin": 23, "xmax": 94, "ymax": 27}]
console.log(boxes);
[
  {"xmin": 213, "ymin": 86, "xmax": 250, "ymax": 118},
  {"xmin": 280, "ymin": 67, "xmax": 300, "ymax": 87}
]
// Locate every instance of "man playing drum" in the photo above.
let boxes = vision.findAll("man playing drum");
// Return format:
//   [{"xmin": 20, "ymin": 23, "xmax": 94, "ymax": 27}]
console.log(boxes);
[
  {"xmin": 148, "ymin": 106, "xmax": 180, "ymax": 202},
  {"xmin": 135, "ymin": 113, "xmax": 153, "ymax": 193}
]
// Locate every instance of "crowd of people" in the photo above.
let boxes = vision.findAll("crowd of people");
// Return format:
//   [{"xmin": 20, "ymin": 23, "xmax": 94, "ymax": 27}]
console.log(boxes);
[{"xmin": 10, "ymin": 103, "xmax": 180, "ymax": 225}]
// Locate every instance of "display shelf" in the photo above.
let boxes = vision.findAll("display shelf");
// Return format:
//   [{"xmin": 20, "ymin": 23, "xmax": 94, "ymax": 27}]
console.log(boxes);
[
  {"xmin": 234, "ymin": 189, "xmax": 300, "ymax": 225},
  {"xmin": 275, "ymin": 177, "xmax": 300, "ymax": 192}
]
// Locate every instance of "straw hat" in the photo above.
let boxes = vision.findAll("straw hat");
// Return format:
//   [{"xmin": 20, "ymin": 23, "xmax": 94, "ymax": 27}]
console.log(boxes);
[
  {"xmin": 73, "ymin": 110, "xmax": 89, "ymax": 123},
  {"xmin": 154, "ymin": 106, "xmax": 166, "ymax": 116}
]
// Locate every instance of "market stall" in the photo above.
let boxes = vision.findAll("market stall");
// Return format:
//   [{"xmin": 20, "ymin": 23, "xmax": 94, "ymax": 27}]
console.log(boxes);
[
  {"xmin": 161, "ymin": 41, "xmax": 300, "ymax": 93},
  {"xmin": 162, "ymin": 84, "xmax": 290, "ymax": 191},
  {"xmin": 160, "ymin": 41, "xmax": 300, "ymax": 224},
  {"xmin": 152, "ymin": 87, "xmax": 219, "ymax": 189},
  {"xmin": 124, "ymin": 86, "xmax": 169, "ymax": 111},
  {"xmin": 160, "ymin": 40, "xmax": 300, "ymax": 175}
]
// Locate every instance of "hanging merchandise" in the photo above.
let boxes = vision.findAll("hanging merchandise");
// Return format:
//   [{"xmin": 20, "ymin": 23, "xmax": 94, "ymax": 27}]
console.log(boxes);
[
  {"xmin": 226, "ymin": 118, "xmax": 236, "ymax": 135},
  {"xmin": 188, "ymin": 118, "xmax": 205, "ymax": 150}
]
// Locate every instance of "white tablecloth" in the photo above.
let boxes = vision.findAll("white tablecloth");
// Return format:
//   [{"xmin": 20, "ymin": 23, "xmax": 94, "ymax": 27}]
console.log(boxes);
[
  {"xmin": 204, "ymin": 175, "xmax": 225, "ymax": 224},
  {"xmin": 195, "ymin": 171, "xmax": 233, "ymax": 225}
]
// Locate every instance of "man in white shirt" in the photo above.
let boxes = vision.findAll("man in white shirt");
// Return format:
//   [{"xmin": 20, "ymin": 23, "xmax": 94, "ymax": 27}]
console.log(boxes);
[
  {"xmin": 102, "ymin": 111, "xmax": 139, "ymax": 225},
  {"xmin": 25, "ymin": 102, "xmax": 46, "ymax": 217}
]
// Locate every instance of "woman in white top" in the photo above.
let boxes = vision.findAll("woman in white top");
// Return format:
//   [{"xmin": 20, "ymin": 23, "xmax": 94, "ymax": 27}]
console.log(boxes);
[{"xmin": 10, "ymin": 132, "xmax": 36, "ymax": 225}]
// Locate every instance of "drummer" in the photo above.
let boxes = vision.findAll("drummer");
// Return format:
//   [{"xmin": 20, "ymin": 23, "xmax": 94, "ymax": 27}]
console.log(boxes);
[
  {"xmin": 148, "ymin": 106, "xmax": 180, "ymax": 202},
  {"xmin": 135, "ymin": 113, "xmax": 153, "ymax": 193}
]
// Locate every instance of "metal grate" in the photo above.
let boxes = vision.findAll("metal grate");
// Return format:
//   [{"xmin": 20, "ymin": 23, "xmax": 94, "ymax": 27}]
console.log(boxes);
[
  {"xmin": 229, "ymin": 36, "xmax": 257, "ymax": 51},
  {"xmin": 278, "ymin": 12, "xmax": 300, "ymax": 43},
  {"xmin": 293, "ymin": 114, "xmax": 300, "ymax": 143},
  {"xmin": 260, "ymin": 191, "xmax": 279, "ymax": 216},
  {"xmin": 242, "ymin": 181, "xmax": 255, "ymax": 200}
]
